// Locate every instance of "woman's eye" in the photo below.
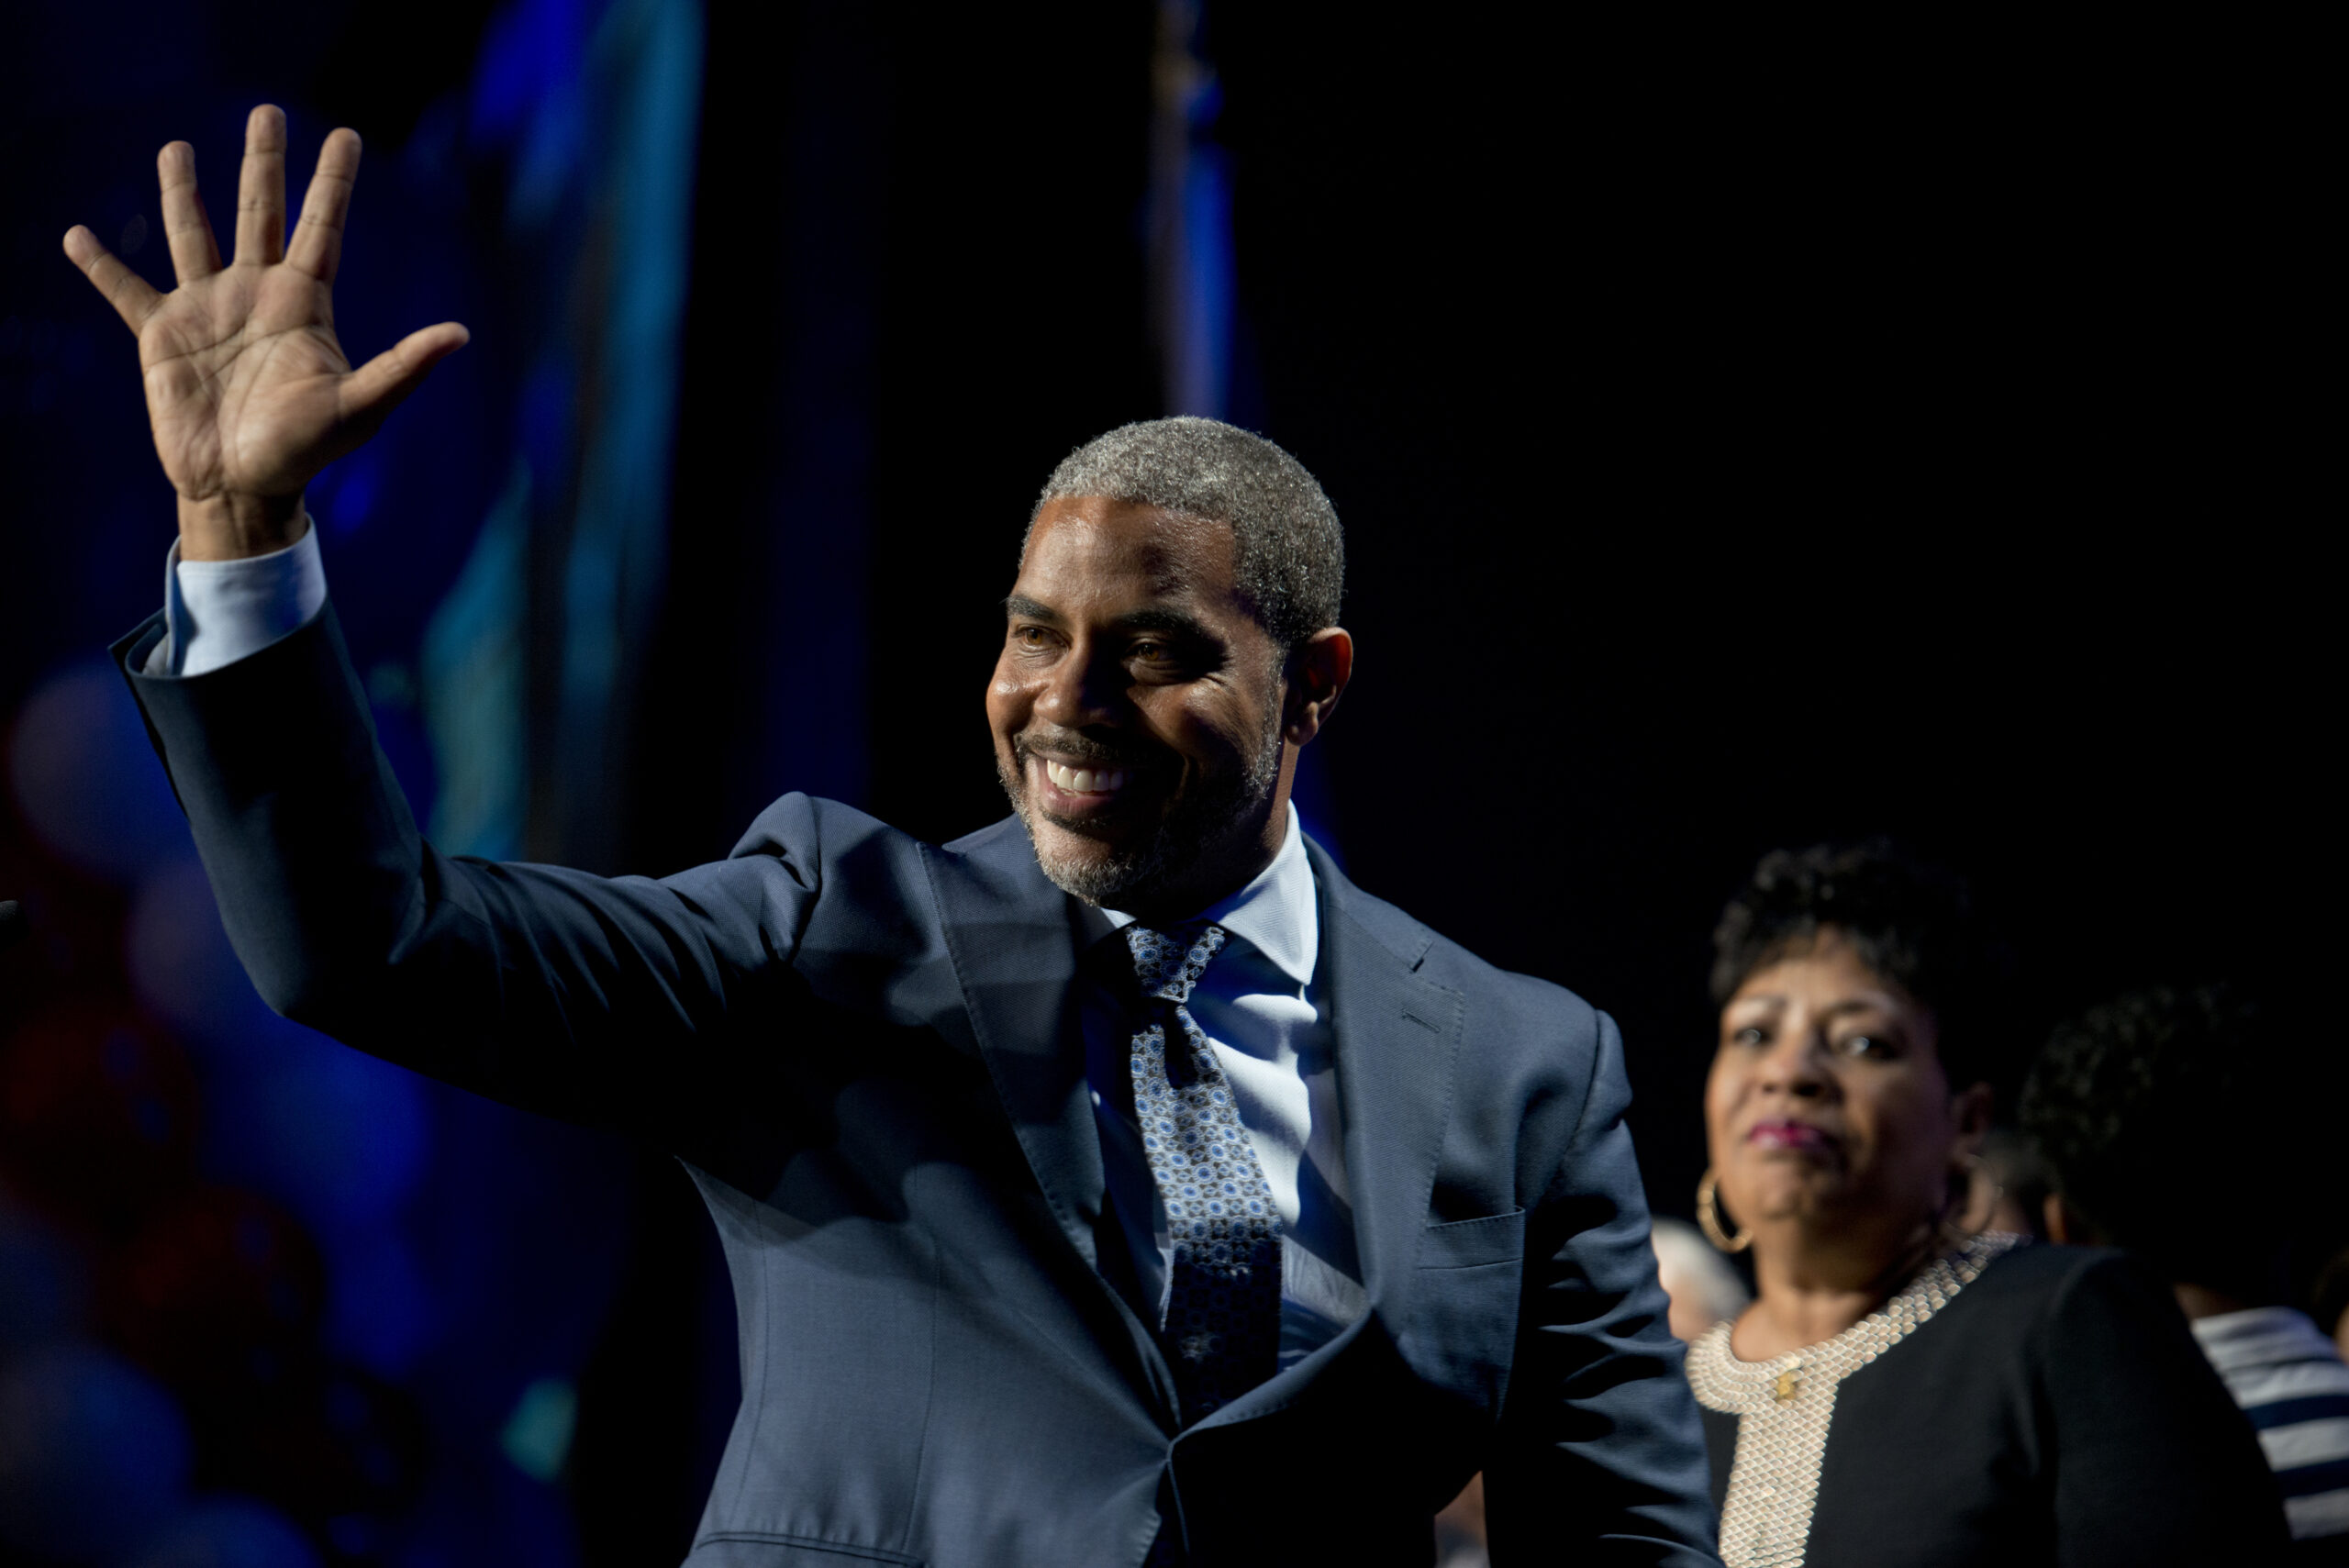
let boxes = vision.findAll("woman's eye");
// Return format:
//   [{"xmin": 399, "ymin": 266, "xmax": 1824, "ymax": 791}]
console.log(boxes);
[
  {"xmin": 1733, "ymin": 1026, "xmax": 1767, "ymax": 1048},
  {"xmin": 1841, "ymin": 1034, "xmax": 1891, "ymax": 1059}
]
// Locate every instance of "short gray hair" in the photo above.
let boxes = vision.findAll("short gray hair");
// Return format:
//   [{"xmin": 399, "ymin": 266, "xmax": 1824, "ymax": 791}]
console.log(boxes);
[{"xmin": 1032, "ymin": 417, "xmax": 1344, "ymax": 651}]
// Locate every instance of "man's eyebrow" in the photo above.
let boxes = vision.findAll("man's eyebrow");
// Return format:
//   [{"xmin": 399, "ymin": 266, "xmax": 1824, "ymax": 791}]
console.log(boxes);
[
  {"xmin": 1003, "ymin": 595, "xmax": 1061, "ymax": 623},
  {"xmin": 1001, "ymin": 599, "xmax": 1219, "ymax": 642},
  {"xmin": 1113, "ymin": 608, "xmax": 1216, "ymax": 640}
]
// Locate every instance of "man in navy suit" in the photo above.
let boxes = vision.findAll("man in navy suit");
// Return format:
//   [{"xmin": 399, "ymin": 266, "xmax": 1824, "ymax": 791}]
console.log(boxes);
[{"xmin": 70, "ymin": 107, "xmax": 1719, "ymax": 1566}]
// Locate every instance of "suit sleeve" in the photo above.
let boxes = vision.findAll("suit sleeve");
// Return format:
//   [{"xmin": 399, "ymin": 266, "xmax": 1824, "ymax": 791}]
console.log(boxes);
[
  {"xmin": 1485, "ymin": 1009, "xmax": 1723, "ymax": 1565},
  {"xmin": 2043, "ymin": 1253, "xmax": 2291, "ymax": 1567},
  {"xmin": 113, "ymin": 601, "xmax": 829, "ymax": 1136}
]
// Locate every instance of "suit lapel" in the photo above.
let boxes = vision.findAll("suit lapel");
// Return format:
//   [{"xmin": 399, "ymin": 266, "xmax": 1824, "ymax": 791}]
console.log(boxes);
[
  {"xmin": 920, "ymin": 818, "xmax": 1105, "ymax": 1268},
  {"xmin": 1318, "ymin": 868, "xmax": 1464, "ymax": 1319},
  {"xmin": 1193, "ymin": 840, "xmax": 1464, "ymax": 1431},
  {"xmin": 925, "ymin": 817, "xmax": 1184, "ymax": 1420}
]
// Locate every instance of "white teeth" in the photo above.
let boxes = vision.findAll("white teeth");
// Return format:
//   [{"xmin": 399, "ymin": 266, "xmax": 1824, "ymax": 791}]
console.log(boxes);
[{"xmin": 1045, "ymin": 761, "xmax": 1130, "ymax": 795}]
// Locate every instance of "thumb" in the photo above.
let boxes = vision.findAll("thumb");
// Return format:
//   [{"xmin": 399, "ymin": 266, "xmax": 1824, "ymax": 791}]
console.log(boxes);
[{"xmin": 339, "ymin": 321, "xmax": 470, "ymax": 437}]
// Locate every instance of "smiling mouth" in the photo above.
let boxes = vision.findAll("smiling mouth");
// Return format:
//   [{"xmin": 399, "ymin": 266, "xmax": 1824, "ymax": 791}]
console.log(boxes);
[
  {"xmin": 1043, "ymin": 760, "xmax": 1133, "ymax": 795},
  {"xmin": 1024, "ymin": 750, "xmax": 1161, "ymax": 825}
]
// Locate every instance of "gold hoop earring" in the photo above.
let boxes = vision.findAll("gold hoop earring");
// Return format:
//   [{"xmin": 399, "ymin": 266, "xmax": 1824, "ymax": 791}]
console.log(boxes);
[
  {"xmin": 1697, "ymin": 1167, "xmax": 1752, "ymax": 1253},
  {"xmin": 1939, "ymin": 1151, "xmax": 2001, "ymax": 1244}
]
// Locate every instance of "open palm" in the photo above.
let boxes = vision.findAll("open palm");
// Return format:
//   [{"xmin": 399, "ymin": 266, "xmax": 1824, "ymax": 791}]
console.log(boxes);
[{"xmin": 64, "ymin": 105, "xmax": 467, "ymax": 558}]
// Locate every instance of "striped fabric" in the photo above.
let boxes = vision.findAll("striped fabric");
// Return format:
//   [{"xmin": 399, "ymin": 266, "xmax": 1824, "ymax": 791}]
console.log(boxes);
[{"xmin": 2191, "ymin": 1307, "xmax": 2349, "ymax": 1543}]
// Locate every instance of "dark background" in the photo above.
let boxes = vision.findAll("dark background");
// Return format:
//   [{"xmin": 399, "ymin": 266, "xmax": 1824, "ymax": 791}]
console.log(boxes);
[{"xmin": 0, "ymin": 5, "xmax": 2328, "ymax": 1562}]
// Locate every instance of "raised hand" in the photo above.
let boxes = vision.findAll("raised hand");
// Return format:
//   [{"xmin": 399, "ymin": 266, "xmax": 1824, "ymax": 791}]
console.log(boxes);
[{"xmin": 62, "ymin": 105, "xmax": 468, "ymax": 560}]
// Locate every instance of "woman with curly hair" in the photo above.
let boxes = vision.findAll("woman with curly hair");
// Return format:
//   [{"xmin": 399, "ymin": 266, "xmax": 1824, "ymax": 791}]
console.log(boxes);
[{"xmin": 1683, "ymin": 841, "xmax": 2285, "ymax": 1566}]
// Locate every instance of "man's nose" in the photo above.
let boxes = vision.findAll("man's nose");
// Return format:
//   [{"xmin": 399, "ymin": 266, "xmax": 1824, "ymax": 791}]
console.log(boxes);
[{"xmin": 1034, "ymin": 640, "xmax": 1128, "ymax": 728}]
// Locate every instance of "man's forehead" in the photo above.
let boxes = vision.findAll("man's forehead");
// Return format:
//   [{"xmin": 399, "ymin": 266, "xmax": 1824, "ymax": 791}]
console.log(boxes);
[{"xmin": 1014, "ymin": 498, "xmax": 1236, "ymax": 606}]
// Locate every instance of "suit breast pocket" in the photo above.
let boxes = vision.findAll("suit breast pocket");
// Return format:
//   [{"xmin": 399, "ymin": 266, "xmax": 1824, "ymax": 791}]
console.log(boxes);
[{"xmin": 1403, "ymin": 1208, "xmax": 1527, "ymax": 1412}]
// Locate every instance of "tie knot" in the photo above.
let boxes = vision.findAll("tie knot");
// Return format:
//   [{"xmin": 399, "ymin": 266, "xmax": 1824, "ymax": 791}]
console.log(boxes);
[{"xmin": 1125, "ymin": 923, "xmax": 1228, "ymax": 1005}]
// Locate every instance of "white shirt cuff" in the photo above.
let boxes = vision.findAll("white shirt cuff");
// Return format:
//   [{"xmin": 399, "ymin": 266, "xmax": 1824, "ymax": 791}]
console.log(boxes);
[{"xmin": 144, "ymin": 517, "xmax": 329, "ymax": 677}]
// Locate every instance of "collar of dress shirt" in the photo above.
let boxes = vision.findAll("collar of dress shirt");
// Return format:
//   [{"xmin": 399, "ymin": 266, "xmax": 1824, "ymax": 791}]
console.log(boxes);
[{"xmin": 1092, "ymin": 801, "xmax": 1319, "ymax": 986}]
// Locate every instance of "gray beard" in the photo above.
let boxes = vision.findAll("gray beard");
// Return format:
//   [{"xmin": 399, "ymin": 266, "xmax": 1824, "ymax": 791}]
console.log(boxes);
[{"xmin": 999, "ymin": 716, "xmax": 1285, "ymax": 911}]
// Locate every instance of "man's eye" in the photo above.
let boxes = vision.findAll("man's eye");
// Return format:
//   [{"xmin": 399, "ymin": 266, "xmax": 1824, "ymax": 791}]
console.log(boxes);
[
  {"xmin": 1013, "ymin": 626, "xmax": 1052, "ymax": 650},
  {"xmin": 1733, "ymin": 1026, "xmax": 1767, "ymax": 1048},
  {"xmin": 1840, "ymin": 1034, "xmax": 1891, "ymax": 1060}
]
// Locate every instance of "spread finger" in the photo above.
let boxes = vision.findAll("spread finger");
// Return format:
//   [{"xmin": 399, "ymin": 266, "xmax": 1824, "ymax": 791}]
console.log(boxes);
[
  {"xmin": 286, "ymin": 128, "xmax": 362, "ymax": 283},
  {"xmin": 62, "ymin": 227, "xmax": 163, "ymax": 334},
  {"xmin": 158, "ymin": 140, "xmax": 223, "ymax": 284},
  {"xmin": 234, "ymin": 104, "xmax": 288, "ymax": 266}
]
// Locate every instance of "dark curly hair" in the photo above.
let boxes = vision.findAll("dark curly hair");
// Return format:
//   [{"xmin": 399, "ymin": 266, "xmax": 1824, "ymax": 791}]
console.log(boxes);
[
  {"xmin": 2021, "ymin": 985, "xmax": 2284, "ymax": 1300},
  {"xmin": 1710, "ymin": 840, "xmax": 2003, "ymax": 1090}
]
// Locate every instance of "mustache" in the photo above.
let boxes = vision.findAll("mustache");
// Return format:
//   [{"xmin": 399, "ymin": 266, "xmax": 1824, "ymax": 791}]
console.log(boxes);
[{"xmin": 1012, "ymin": 730, "xmax": 1161, "ymax": 771}]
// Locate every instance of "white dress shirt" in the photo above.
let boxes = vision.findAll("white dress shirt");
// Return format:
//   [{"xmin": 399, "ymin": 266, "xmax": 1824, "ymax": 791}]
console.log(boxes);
[
  {"xmin": 151, "ymin": 530, "xmax": 1368, "ymax": 1366},
  {"xmin": 1081, "ymin": 806, "xmax": 1364, "ymax": 1368}
]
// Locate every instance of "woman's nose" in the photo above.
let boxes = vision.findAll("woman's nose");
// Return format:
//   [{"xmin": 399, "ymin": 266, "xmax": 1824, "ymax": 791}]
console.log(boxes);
[{"xmin": 1754, "ymin": 1032, "xmax": 1829, "ymax": 1096}]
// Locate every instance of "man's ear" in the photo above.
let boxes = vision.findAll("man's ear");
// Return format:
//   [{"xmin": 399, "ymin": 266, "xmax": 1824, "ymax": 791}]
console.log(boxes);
[{"xmin": 1283, "ymin": 627, "xmax": 1353, "ymax": 746}]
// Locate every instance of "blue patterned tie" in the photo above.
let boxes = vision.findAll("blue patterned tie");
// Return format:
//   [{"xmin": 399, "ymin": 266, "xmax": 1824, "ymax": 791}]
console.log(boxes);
[{"xmin": 1124, "ymin": 923, "xmax": 1284, "ymax": 1428}]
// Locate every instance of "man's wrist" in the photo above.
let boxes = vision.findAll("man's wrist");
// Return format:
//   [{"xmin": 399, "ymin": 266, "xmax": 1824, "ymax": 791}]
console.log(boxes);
[{"xmin": 177, "ymin": 491, "xmax": 308, "ymax": 562}]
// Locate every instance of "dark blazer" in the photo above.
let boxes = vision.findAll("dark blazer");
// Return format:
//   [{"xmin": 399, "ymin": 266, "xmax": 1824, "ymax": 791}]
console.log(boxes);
[
  {"xmin": 117, "ymin": 605, "xmax": 1720, "ymax": 1568},
  {"xmin": 1697, "ymin": 1245, "xmax": 2291, "ymax": 1567}
]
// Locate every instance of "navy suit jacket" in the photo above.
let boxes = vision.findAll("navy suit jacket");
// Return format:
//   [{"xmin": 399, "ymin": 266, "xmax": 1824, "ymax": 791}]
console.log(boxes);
[{"xmin": 117, "ymin": 605, "xmax": 1719, "ymax": 1568}]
